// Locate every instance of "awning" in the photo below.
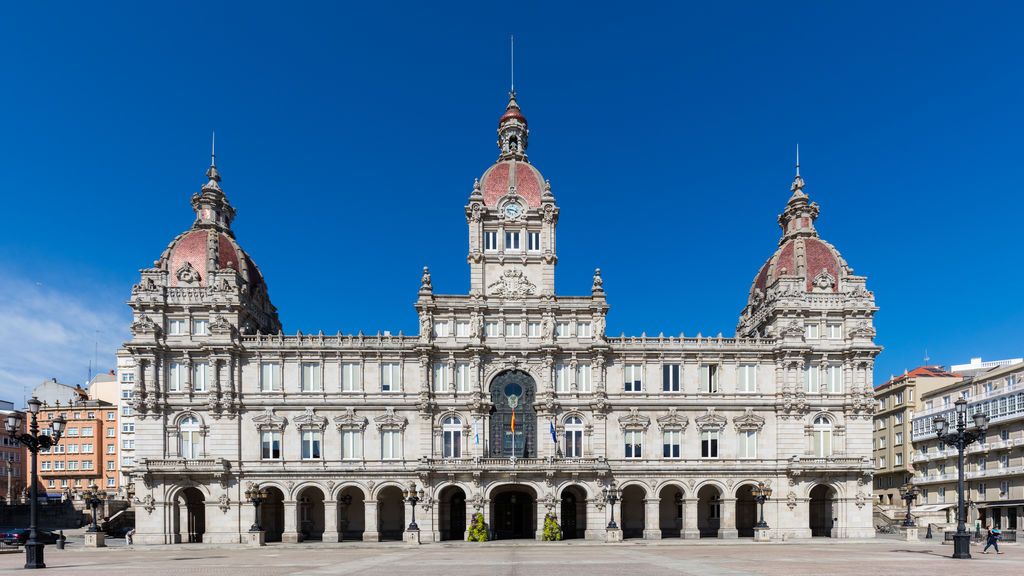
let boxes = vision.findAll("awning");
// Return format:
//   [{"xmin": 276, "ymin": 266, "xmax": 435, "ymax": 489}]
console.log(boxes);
[
  {"xmin": 977, "ymin": 500, "xmax": 1024, "ymax": 509},
  {"xmin": 912, "ymin": 504, "xmax": 956, "ymax": 513}
]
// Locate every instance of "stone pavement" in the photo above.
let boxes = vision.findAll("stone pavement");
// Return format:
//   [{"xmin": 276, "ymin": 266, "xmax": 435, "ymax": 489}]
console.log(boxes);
[{"xmin": 0, "ymin": 539, "xmax": 1019, "ymax": 575}]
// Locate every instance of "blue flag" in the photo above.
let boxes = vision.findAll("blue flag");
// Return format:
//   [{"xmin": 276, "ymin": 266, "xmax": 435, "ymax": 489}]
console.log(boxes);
[{"xmin": 549, "ymin": 419, "xmax": 557, "ymax": 443}]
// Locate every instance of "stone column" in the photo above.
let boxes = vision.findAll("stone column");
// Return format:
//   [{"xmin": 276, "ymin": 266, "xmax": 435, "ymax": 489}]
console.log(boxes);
[
  {"xmin": 362, "ymin": 499, "xmax": 380, "ymax": 541},
  {"xmin": 719, "ymin": 498, "xmax": 738, "ymax": 539},
  {"xmin": 584, "ymin": 498, "xmax": 603, "ymax": 540},
  {"xmin": 683, "ymin": 498, "xmax": 700, "ymax": 539},
  {"xmin": 282, "ymin": 501, "xmax": 300, "ymax": 543},
  {"xmin": 643, "ymin": 498, "xmax": 662, "ymax": 539},
  {"xmin": 322, "ymin": 500, "xmax": 339, "ymax": 542}
]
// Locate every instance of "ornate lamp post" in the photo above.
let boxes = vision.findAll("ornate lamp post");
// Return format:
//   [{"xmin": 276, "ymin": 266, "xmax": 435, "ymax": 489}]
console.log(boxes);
[
  {"xmin": 602, "ymin": 482, "xmax": 620, "ymax": 529},
  {"xmin": 933, "ymin": 397, "xmax": 989, "ymax": 559},
  {"xmin": 82, "ymin": 484, "xmax": 107, "ymax": 532},
  {"xmin": 5, "ymin": 397, "xmax": 66, "ymax": 569},
  {"xmin": 898, "ymin": 483, "xmax": 919, "ymax": 527},
  {"xmin": 752, "ymin": 482, "xmax": 773, "ymax": 529},
  {"xmin": 244, "ymin": 485, "xmax": 268, "ymax": 532},
  {"xmin": 403, "ymin": 483, "xmax": 423, "ymax": 531}
]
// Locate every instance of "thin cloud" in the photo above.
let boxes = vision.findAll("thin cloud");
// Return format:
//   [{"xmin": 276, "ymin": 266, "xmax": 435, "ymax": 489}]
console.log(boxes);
[{"xmin": 0, "ymin": 275, "xmax": 128, "ymax": 404}]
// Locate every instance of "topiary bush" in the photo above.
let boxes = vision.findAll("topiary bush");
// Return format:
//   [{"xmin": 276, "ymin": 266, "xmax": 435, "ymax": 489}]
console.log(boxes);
[
  {"xmin": 542, "ymin": 512, "xmax": 562, "ymax": 541},
  {"xmin": 467, "ymin": 512, "xmax": 489, "ymax": 542}
]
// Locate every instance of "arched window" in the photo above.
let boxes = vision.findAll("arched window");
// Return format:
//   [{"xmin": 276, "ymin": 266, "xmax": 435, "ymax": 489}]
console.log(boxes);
[
  {"xmin": 812, "ymin": 415, "xmax": 833, "ymax": 457},
  {"xmin": 442, "ymin": 416, "xmax": 462, "ymax": 458},
  {"xmin": 179, "ymin": 415, "xmax": 202, "ymax": 459},
  {"xmin": 565, "ymin": 416, "xmax": 584, "ymax": 458}
]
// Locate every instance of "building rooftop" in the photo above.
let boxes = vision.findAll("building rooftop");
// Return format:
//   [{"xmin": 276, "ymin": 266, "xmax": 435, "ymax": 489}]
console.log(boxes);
[{"xmin": 874, "ymin": 365, "xmax": 960, "ymax": 391}]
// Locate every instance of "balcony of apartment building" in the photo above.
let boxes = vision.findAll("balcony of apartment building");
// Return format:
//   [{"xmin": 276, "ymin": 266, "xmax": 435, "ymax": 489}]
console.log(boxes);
[{"xmin": 911, "ymin": 385, "xmax": 1024, "ymax": 444}]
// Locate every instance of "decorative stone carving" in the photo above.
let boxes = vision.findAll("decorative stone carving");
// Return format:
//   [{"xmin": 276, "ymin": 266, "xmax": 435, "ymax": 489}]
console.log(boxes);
[
  {"xmin": 487, "ymin": 269, "xmax": 536, "ymax": 299},
  {"xmin": 786, "ymin": 491, "xmax": 798, "ymax": 510},
  {"xmin": 374, "ymin": 408, "xmax": 408, "ymax": 431},
  {"xmin": 694, "ymin": 408, "xmax": 727, "ymax": 431},
  {"xmin": 333, "ymin": 408, "xmax": 368, "ymax": 431},
  {"xmin": 848, "ymin": 321, "xmax": 876, "ymax": 339},
  {"xmin": 176, "ymin": 261, "xmax": 201, "ymax": 284},
  {"xmin": 294, "ymin": 407, "xmax": 328, "ymax": 430},
  {"xmin": 209, "ymin": 315, "xmax": 233, "ymax": 335},
  {"xmin": 617, "ymin": 407, "xmax": 651, "ymax": 431},
  {"xmin": 732, "ymin": 409, "xmax": 766, "ymax": 432},
  {"xmin": 136, "ymin": 494, "xmax": 156, "ymax": 514},
  {"xmin": 129, "ymin": 315, "xmax": 161, "ymax": 337},
  {"xmin": 656, "ymin": 408, "xmax": 688, "ymax": 431},
  {"xmin": 812, "ymin": 269, "xmax": 836, "ymax": 291},
  {"xmin": 591, "ymin": 268, "xmax": 604, "ymax": 293},
  {"xmin": 252, "ymin": 408, "xmax": 287, "ymax": 431},
  {"xmin": 218, "ymin": 493, "xmax": 231, "ymax": 513},
  {"xmin": 326, "ymin": 480, "xmax": 335, "ymax": 492},
  {"xmin": 779, "ymin": 320, "xmax": 805, "ymax": 339},
  {"xmin": 855, "ymin": 492, "xmax": 867, "ymax": 509}
]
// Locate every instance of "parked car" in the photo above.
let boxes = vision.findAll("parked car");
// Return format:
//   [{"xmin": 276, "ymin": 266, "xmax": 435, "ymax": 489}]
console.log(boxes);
[
  {"xmin": 0, "ymin": 529, "xmax": 61, "ymax": 546},
  {"xmin": 105, "ymin": 526, "xmax": 133, "ymax": 538}
]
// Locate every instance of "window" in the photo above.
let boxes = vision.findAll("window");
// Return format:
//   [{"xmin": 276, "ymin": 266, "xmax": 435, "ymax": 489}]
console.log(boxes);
[
  {"xmin": 121, "ymin": 406, "xmax": 133, "ymax": 416},
  {"xmin": 82, "ymin": 443, "xmax": 93, "ymax": 453},
  {"xmin": 894, "ymin": 432, "xmax": 903, "ymax": 446},
  {"xmin": 827, "ymin": 323, "xmax": 842, "ymax": 339},
  {"xmin": 456, "ymin": 321, "xmax": 470, "ymax": 337},
  {"xmin": 624, "ymin": 364, "xmax": 643, "ymax": 392},
  {"xmin": 528, "ymin": 322, "xmax": 541, "ymax": 338},
  {"xmin": 442, "ymin": 416, "xmax": 462, "ymax": 458},
  {"xmin": 895, "ymin": 391, "xmax": 904, "ymax": 404},
  {"xmin": 381, "ymin": 430, "xmax": 401, "ymax": 460},
  {"xmin": 381, "ymin": 362, "xmax": 401, "ymax": 392},
  {"xmin": 701, "ymin": 430, "xmax": 719, "ymax": 458},
  {"xmin": 260, "ymin": 362, "xmax": 280, "ymax": 392},
  {"xmin": 504, "ymin": 231, "xmax": 521, "ymax": 251},
  {"xmin": 812, "ymin": 416, "xmax": 833, "ymax": 457},
  {"xmin": 738, "ymin": 365, "xmax": 757, "ymax": 393},
  {"xmin": 433, "ymin": 321, "xmax": 450, "ymax": 338},
  {"xmin": 455, "ymin": 362, "xmax": 471, "ymax": 393},
  {"xmin": 505, "ymin": 322, "xmax": 522, "ymax": 337},
  {"xmin": 106, "ymin": 477, "xmax": 116, "ymax": 488},
  {"xmin": 925, "ymin": 400, "xmax": 933, "ymax": 410},
  {"xmin": 48, "ymin": 480, "xmax": 55, "ymax": 488},
  {"xmin": 663, "ymin": 430, "xmax": 681, "ymax": 458},
  {"xmin": 68, "ymin": 460, "xmax": 80, "ymax": 470},
  {"xmin": 826, "ymin": 365, "xmax": 843, "ymax": 393},
  {"xmin": 484, "ymin": 231, "xmax": 498, "ymax": 251},
  {"xmin": 87, "ymin": 411, "xmax": 95, "ymax": 419},
  {"xmin": 624, "ymin": 430, "xmax": 643, "ymax": 459},
  {"xmin": 805, "ymin": 323, "xmax": 819, "ymax": 339},
  {"xmin": 894, "ymin": 412, "xmax": 904, "ymax": 425},
  {"xmin": 54, "ymin": 461, "xmax": 65, "ymax": 470},
  {"xmin": 877, "ymin": 417, "xmax": 887, "ymax": 430},
  {"xmin": 804, "ymin": 363, "xmax": 820, "ymax": 393},
  {"xmin": 485, "ymin": 322, "xmax": 500, "ymax": 337},
  {"xmin": 662, "ymin": 364, "xmax": 680, "ymax": 392},
  {"xmin": 555, "ymin": 364, "xmax": 570, "ymax": 393},
  {"xmin": 878, "ymin": 436, "xmax": 886, "ymax": 449},
  {"xmin": 999, "ymin": 454, "xmax": 1009, "ymax": 468},
  {"xmin": 168, "ymin": 318, "xmax": 186, "ymax": 335},
  {"xmin": 41, "ymin": 462, "xmax": 50, "ymax": 471},
  {"xmin": 528, "ymin": 231, "xmax": 541, "ymax": 251},
  {"xmin": 878, "ymin": 456, "xmax": 886, "ymax": 468},
  {"xmin": 179, "ymin": 416, "xmax": 202, "ymax": 459},
  {"xmin": 121, "ymin": 389, "xmax": 133, "ymax": 399},
  {"xmin": 106, "ymin": 428, "xmax": 115, "ymax": 438},
  {"xmin": 1000, "ymin": 429, "xmax": 1009, "ymax": 441},
  {"xmin": 555, "ymin": 322, "xmax": 570, "ymax": 338},
  {"xmin": 977, "ymin": 456, "xmax": 987, "ymax": 471},
  {"xmin": 701, "ymin": 365, "xmax": 719, "ymax": 393},
  {"xmin": 341, "ymin": 362, "xmax": 360, "ymax": 392},
  {"xmin": 301, "ymin": 362, "xmax": 322, "ymax": 392},
  {"xmin": 107, "ymin": 445, "xmax": 116, "ymax": 454},
  {"xmin": 738, "ymin": 430, "xmax": 757, "ymax": 459},
  {"xmin": 1000, "ymin": 481, "xmax": 1009, "ymax": 496},
  {"xmin": 565, "ymin": 416, "xmax": 584, "ymax": 458},
  {"xmin": 192, "ymin": 362, "xmax": 209, "ymax": 392},
  {"xmin": 984, "ymin": 382, "xmax": 994, "ymax": 393},
  {"xmin": 106, "ymin": 461, "xmax": 115, "ymax": 470},
  {"xmin": 169, "ymin": 362, "xmax": 184, "ymax": 392},
  {"xmin": 301, "ymin": 430, "xmax": 322, "ymax": 459},
  {"xmin": 120, "ymin": 371, "xmax": 135, "ymax": 383},
  {"xmin": 938, "ymin": 487, "xmax": 946, "ymax": 503},
  {"xmin": 260, "ymin": 430, "xmax": 281, "ymax": 459},
  {"xmin": 433, "ymin": 363, "xmax": 450, "ymax": 392},
  {"xmin": 577, "ymin": 322, "xmax": 591, "ymax": 338},
  {"xmin": 576, "ymin": 364, "xmax": 592, "ymax": 392},
  {"xmin": 193, "ymin": 319, "xmax": 209, "ymax": 335},
  {"xmin": 67, "ymin": 427, "xmax": 79, "ymax": 437},
  {"xmin": 895, "ymin": 453, "xmax": 903, "ymax": 466},
  {"xmin": 341, "ymin": 430, "xmax": 362, "ymax": 460}
]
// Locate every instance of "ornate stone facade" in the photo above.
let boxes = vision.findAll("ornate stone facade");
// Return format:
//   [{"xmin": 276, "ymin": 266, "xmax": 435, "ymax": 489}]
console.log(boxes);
[{"xmin": 121, "ymin": 92, "xmax": 880, "ymax": 545}]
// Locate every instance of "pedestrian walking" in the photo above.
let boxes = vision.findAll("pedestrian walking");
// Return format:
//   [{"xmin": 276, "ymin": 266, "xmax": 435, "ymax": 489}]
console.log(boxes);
[
  {"xmin": 982, "ymin": 525, "xmax": 1003, "ymax": 554},
  {"xmin": 126, "ymin": 528, "xmax": 136, "ymax": 546}
]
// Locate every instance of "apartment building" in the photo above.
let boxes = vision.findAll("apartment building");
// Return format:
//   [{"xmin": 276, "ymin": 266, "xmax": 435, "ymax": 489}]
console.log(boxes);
[
  {"xmin": 34, "ymin": 400, "xmax": 120, "ymax": 495},
  {"xmin": 0, "ymin": 400, "xmax": 28, "ymax": 502}
]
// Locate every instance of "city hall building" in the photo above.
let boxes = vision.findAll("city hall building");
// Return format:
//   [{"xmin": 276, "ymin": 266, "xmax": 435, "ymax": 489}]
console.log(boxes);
[{"xmin": 120, "ymin": 91, "xmax": 881, "ymax": 545}]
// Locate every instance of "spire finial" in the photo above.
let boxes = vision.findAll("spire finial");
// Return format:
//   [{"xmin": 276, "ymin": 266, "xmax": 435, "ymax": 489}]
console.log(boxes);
[
  {"xmin": 204, "ymin": 131, "xmax": 221, "ymax": 187},
  {"xmin": 790, "ymin": 143, "xmax": 804, "ymax": 194},
  {"xmin": 795, "ymin": 142, "xmax": 800, "ymax": 177},
  {"xmin": 211, "ymin": 131, "xmax": 216, "ymax": 167},
  {"xmin": 510, "ymin": 34, "xmax": 515, "ymax": 93}
]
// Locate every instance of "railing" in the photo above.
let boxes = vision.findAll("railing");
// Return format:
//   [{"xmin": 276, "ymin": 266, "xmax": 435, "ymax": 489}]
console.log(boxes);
[
  {"xmin": 141, "ymin": 458, "xmax": 230, "ymax": 473},
  {"xmin": 788, "ymin": 455, "xmax": 872, "ymax": 473},
  {"xmin": 421, "ymin": 456, "xmax": 608, "ymax": 472}
]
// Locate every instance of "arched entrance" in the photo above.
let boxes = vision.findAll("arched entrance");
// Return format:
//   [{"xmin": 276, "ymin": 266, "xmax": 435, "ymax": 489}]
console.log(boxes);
[
  {"xmin": 338, "ymin": 486, "xmax": 365, "ymax": 541},
  {"xmin": 489, "ymin": 371, "xmax": 537, "ymax": 458},
  {"xmin": 658, "ymin": 485, "xmax": 684, "ymax": 538},
  {"xmin": 809, "ymin": 484, "xmax": 836, "ymax": 537},
  {"xmin": 491, "ymin": 485, "xmax": 536, "ymax": 539},
  {"xmin": 735, "ymin": 485, "xmax": 757, "ymax": 537},
  {"xmin": 377, "ymin": 486, "xmax": 406, "ymax": 541},
  {"xmin": 173, "ymin": 487, "xmax": 206, "ymax": 543},
  {"xmin": 560, "ymin": 485, "xmax": 587, "ymax": 539},
  {"xmin": 620, "ymin": 485, "xmax": 646, "ymax": 539},
  {"xmin": 297, "ymin": 486, "xmax": 325, "ymax": 541},
  {"xmin": 697, "ymin": 485, "xmax": 722, "ymax": 538},
  {"xmin": 438, "ymin": 486, "xmax": 467, "ymax": 541},
  {"xmin": 262, "ymin": 487, "xmax": 285, "ymax": 542}
]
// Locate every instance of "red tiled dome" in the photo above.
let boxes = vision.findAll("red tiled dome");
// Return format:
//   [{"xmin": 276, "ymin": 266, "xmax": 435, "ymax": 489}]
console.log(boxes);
[
  {"xmin": 480, "ymin": 159, "xmax": 544, "ymax": 208},
  {"xmin": 159, "ymin": 229, "xmax": 264, "ymax": 288},
  {"xmin": 749, "ymin": 236, "xmax": 849, "ymax": 300}
]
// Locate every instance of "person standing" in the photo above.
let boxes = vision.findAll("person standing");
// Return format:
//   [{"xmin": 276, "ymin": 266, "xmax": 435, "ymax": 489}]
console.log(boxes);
[{"xmin": 982, "ymin": 525, "xmax": 1003, "ymax": 554}]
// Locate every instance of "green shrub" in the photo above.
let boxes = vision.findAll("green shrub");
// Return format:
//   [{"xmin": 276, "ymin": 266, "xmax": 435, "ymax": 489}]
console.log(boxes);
[
  {"xmin": 542, "ymin": 513, "xmax": 562, "ymax": 541},
  {"xmin": 467, "ymin": 512, "xmax": 489, "ymax": 542}
]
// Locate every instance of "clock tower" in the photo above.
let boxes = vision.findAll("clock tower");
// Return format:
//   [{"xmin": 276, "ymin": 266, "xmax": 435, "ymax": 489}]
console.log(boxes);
[{"xmin": 465, "ymin": 91, "xmax": 558, "ymax": 297}]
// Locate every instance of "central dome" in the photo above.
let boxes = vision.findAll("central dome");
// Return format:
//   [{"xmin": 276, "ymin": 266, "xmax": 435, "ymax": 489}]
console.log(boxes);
[{"xmin": 480, "ymin": 160, "xmax": 545, "ymax": 208}]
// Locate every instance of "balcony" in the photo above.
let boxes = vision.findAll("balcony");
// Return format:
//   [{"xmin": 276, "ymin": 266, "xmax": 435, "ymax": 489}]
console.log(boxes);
[
  {"xmin": 787, "ymin": 455, "xmax": 872, "ymax": 475},
  {"xmin": 912, "ymin": 465, "xmax": 1024, "ymax": 485},
  {"xmin": 140, "ymin": 457, "xmax": 231, "ymax": 475},
  {"xmin": 420, "ymin": 456, "xmax": 610, "ymax": 474}
]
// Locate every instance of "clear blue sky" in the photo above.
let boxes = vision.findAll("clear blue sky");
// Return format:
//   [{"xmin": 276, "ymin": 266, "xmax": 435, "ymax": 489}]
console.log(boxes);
[{"xmin": 1, "ymin": 1, "xmax": 1022, "ymax": 400}]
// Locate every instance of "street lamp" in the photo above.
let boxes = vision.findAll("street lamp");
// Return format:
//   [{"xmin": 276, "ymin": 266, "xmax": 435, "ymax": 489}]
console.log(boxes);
[
  {"xmin": 898, "ymin": 482, "xmax": 919, "ymax": 527},
  {"xmin": 933, "ymin": 397, "xmax": 989, "ymax": 559},
  {"xmin": 5, "ymin": 397, "xmax": 66, "ymax": 569},
  {"xmin": 244, "ymin": 484, "xmax": 268, "ymax": 532},
  {"xmin": 82, "ymin": 484, "xmax": 106, "ymax": 533},
  {"xmin": 403, "ymin": 483, "xmax": 423, "ymax": 531},
  {"xmin": 602, "ymin": 482, "xmax": 620, "ymax": 530},
  {"xmin": 751, "ymin": 482, "xmax": 773, "ymax": 529}
]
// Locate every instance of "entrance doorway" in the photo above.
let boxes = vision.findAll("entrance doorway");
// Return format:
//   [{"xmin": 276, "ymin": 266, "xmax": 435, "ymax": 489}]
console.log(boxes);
[
  {"xmin": 439, "ymin": 486, "xmax": 467, "ymax": 541},
  {"xmin": 489, "ymin": 371, "xmax": 537, "ymax": 458},
  {"xmin": 297, "ymin": 486, "xmax": 325, "ymax": 541},
  {"xmin": 262, "ymin": 487, "xmax": 285, "ymax": 542},
  {"xmin": 658, "ymin": 485, "xmax": 684, "ymax": 538},
  {"xmin": 735, "ymin": 484, "xmax": 757, "ymax": 537},
  {"xmin": 174, "ymin": 487, "xmax": 206, "ymax": 543},
  {"xmin": 560, "ymin": 485, "xmax": 587, "ymax": 539},
  {"xmin": 491, "ymin": 485, "xmax": 536, "ymax": 539},
  {"xmin": 809, "ymin": 485, "xmax": 836, "ymax": 537},
  {"xmin": 337, "ymin": 486, "xmax": 365, "ymax": 540},
  {"xmin": 378, "ymin": 486, "xmax": 406, "ymax": 541},
  {"xmin": 620, "ymin": 485, "xmax": 646, "ymax": 539},
  {"xmin": 697, "ymin": 485, "xmax": 722, "ymax": 538}
]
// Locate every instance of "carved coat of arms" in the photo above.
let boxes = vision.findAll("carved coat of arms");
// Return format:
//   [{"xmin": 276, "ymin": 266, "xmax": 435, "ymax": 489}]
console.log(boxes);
[{"xmin": 487, "ymin": 269, "xmax": 536, "ymax": 299}]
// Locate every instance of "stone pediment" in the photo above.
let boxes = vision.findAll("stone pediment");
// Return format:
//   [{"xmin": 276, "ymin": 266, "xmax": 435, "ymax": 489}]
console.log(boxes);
[
  {"xmin": 252, "ymin": 408, "xmax": 287, "ymax": 430},
  {"xmin": 732, "ymin": 409, "xmax": 766, "ymax": 432},
  {"xmin": 130, "ymin": 315, "xmax": 161, "ymax": 336},
  {"xmin": 374, "ymin": 408, "xmax": 408, "ymax": 430},
  {"xmin": 617, "ymin": 407, "xmax": 651, "ymax": 431},
  {"xmin": 334, "ymin": 408, "xmax": 368, "ymax": 431},
  {"xmin": 293, "ymin": 407, "xmax": 328, "ymax": 429},
  {"xmin": 695, "ymin": 408, "xmax": 727, "ymax": 431},
  {"xmin": 656, "ymin": 408, "xmax": 688, "ymax": 431}
]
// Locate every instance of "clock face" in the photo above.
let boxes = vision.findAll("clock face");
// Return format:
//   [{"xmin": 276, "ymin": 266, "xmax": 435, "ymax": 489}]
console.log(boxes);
[{"xmin": 503, "ymin": 203, "xmax": 523, "ymax": 218}]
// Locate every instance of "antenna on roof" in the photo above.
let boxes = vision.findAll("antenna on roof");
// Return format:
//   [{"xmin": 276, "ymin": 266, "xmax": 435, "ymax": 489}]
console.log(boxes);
[
  {"xmin": 510, "ymin": 34, "xmax": 515, "ymax": 93},
  {"xmin": 924, "ymin": 349, "xmax": 930, "ymax": 365}
]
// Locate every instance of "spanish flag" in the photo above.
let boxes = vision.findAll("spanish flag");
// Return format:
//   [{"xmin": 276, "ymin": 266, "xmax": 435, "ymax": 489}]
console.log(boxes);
[{"xmin": 510, "ymin": 409, "xmax": 516, "ymax": 435}]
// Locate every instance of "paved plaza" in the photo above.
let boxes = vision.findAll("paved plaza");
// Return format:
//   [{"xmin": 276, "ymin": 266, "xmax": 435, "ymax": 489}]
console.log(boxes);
[{"xmin": 0, "ymin": 539, "xmax": 1019, "ymax": 576}]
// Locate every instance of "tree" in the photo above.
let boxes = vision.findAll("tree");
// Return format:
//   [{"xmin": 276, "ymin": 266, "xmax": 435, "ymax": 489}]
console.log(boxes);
[
  {"xmin": 542, "ymin": 513, "xmax": 562, "ymax": 541},
  {"xmin": 467, "ymin": 512, "xmax": 489, "ymax": 542}
]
